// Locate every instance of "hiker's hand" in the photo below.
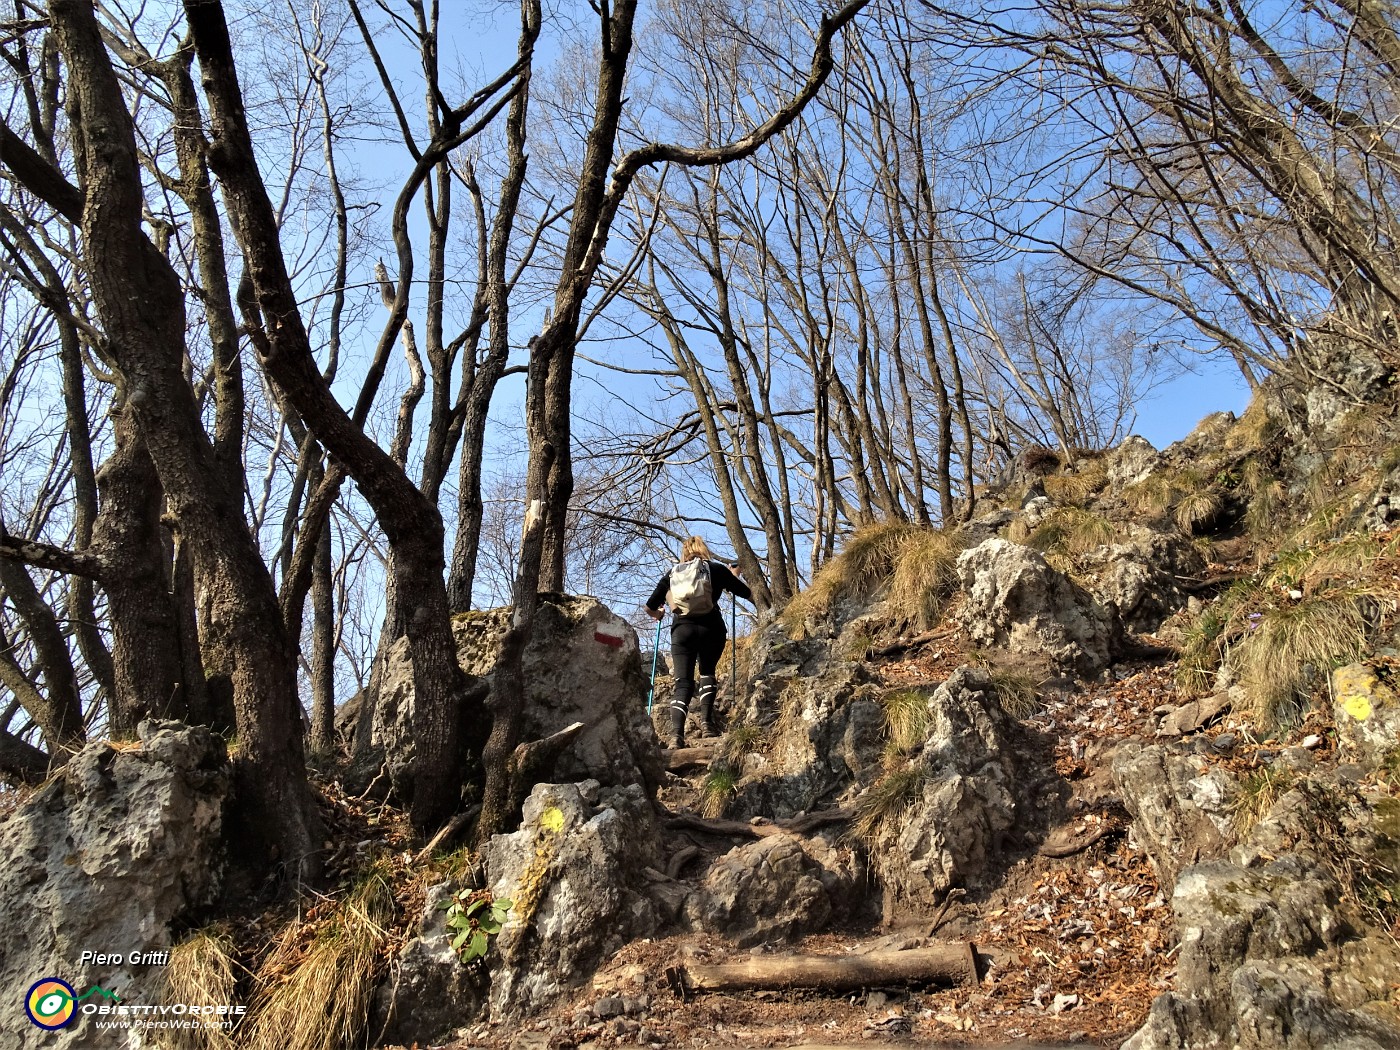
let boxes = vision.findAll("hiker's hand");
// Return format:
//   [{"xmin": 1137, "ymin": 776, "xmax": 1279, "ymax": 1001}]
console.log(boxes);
[
  {"xmin": 646, "ymin": 606, "xmax": 663, "ymax": 621},
  {"xmin": 730, "ymin": 563, "xmax": 743, "ymax": 578}
]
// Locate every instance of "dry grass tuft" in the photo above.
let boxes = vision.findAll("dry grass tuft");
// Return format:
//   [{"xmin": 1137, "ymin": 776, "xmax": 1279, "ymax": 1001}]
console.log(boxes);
[
  {"xmin": 1233, "ymin": 586, "xmax": 1376, "ymax": 726},
  {"xmin": 1226, "ymin": 400, "xmax": 1280, "ymax": 452},
  {"xmin": 880, "ymin": 689, "xmax": 930, "ymax": 758},
  {"xmin": 1231, "ymin": 766, "xmax": 1294, "ymax": 834},
  {"xmin": 853, "ymin": 765, "xmax": 929, "ymax": 843},
  {"xmin": 700, "ymin": 765, "xmax": 738, "ymax": 819},
  {"xmin": 782, "ymin": 523, "xmax": 961, "ymax": 633},
  {"xmin": 1043, "ymin": 466, "xmax": 1108, "ymax": 506},
  {"xmin": 720, "ymin": 721, "xmax": 766, "ymax": 767},
  {"xmin": 1189, "ymin": 412, "xmax": 1236, "ymax": 446},
  {"xmin": 152, "ymin": 929, "xmax": 239, "ymax": 1050},
  {"xmin": 241, "ymin": 862, "xmax": 396, "ymax": 1050},
  {"xmin": 781, "ymin": 522, "xmax": 920, "ymax": 627},
  {"xmin": 990, "ymin": 668, "xmax": 1040, "ymax": 719},
  {"xmin": 1174, "ymin": 489, "xmax": 1224, "ymax": 535},
  {"xmin": 1245, "ymin": 480, "xmax": 1289, "ymax": 541},
  {"xmin": 1027, "ymin": 507, "xmax": 1117, "ymax": 556},
  {"xmin": 887, "ymin": 530, "xmax": 961, "ymax": 631}
]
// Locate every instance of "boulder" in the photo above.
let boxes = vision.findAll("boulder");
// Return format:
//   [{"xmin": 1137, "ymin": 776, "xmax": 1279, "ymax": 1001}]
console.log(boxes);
[
  {"xmin": 863, "ymin": 668, "xmax": 1019, "ymax": 915},
  {"xmin": 956, "ymin": 539, "xmax": 1113, "ymax": 675},
  {"xmin": 1105, "ymin": 435, "xmax": 1160, "ymax": 487},
  {"xmin": 372, "ymin": 883, "xmax": 486, "ymax": 1047},
  {"xmin": 373, "ymin": 595, "xmax": 666, "ymax": 803},
  {"xmin": 728, "ymin": 625, "xmax": 885, "ymax": 819},
  {"xmin": 1123, "ymin": 855, "xmax": 1400, "ymax": 1050},
  {"xmin": 684, "ymin": 831, "xmax": 862, "ymax": 947},
  {"xmin": 0, "ymin": 722, "xmax": 229, "ymax": 1050},
  {"xmin": 1332, "ymin": 663, "xmax": 1400, "ymax": 769},
  {"xmin": 483, "ymin": 781, "xmax": 662, "ymax": 1020},
  {"xmin": 1077, "ymin": 526, "xmax": 1207, "ymax": 634},
  {"xmin": 1113, "ymin": 741, "xmax": 1237, "ymax": 887}
]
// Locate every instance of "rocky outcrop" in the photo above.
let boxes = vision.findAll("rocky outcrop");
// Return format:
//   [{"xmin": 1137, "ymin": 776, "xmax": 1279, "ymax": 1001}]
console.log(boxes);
[
  {"xmin": 0, "ymin": 722, "xmax": 229, "ymax": 1050},
  {"xmin": 1078, "ymin": 526, "xmax": 1206, "ymax": 634},
  {"xmin": 864, "ymin": 668, "xmax": 1020, "ymax": 914},
  {"xmin": 373, "ymin": 883, "xmax": 487, "ymax": 1047},
  {"xmin": 1113, "ymin": 741, "xmax": 1238, "ymax": 888},
  {"xmin": 728, "ymin": 626, "xmax": 885, "ymax": 819},
  {"xmin": 1105, "ymin": 435, "xmax": 1160, "ymax": 487},
  {"xmin": 1124, "ymin": 855, "xmax": 1400, "ymax": 1050},
  {"xmin": 1332, "ymin": 662, "xmax": 1400, "ymax": 769},
  {"xmin": 372, "ymin": 595, "xmax": 666, "ymax": 802},
  {"xmin": 956, "ymin": 539, "xmax": 1113, "ymax": 675},
  {"xmin": 684, "ymin": 832, "xmax": 861, "ymax": 947},
  {"xmin": 483, "ymin": 781, "xmax": 662, "ymax": 1020}
]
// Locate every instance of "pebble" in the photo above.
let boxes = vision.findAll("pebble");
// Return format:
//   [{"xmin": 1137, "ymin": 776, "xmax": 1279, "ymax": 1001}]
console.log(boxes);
[
  {"xmin": 594, "ymin": 995, "xmax": 625, "ymax": 1020},
  {"xmin": 1302, "ymin": 734, "xmax": 1322, "ymax": 750},
  {"xmin": 1212, "ymin": 733, "xmax": 1238, "ymax": 753}
]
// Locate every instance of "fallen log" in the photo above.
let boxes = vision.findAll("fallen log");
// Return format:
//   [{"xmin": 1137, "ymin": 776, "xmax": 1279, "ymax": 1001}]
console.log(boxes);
[
  {"xmin": 666, "ymin": 744, "xmax": 716, "ymax": 771},
  {"xmin": 663, "ymin": 808, "xmax": 854, "ymax": 840},
  {"xmin": 666, "ymin": 944, "xmax": 979, "ymax": 998},
  {"xmin": 866, "ymin": 628, "xmax": 955, "ymax": 660}
]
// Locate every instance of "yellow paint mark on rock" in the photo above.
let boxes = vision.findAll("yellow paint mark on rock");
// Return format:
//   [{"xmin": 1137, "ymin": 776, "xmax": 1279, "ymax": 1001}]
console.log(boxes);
[
  {"xmin": 1342, "ymin": 694, "xmax": 1374, "ymax": 721},
  {"xmin": 539, "ymin": 805, "xmax": 565, "ymax": 834}
]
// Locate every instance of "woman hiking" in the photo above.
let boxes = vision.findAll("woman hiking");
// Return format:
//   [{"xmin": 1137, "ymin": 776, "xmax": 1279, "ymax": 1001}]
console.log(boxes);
[{"xmin": 645, "ymin": 536, "xmax": 753, "ymax": 749}]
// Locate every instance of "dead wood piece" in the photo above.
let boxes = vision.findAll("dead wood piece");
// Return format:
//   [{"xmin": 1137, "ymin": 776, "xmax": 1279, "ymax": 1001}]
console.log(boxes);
[
  {"xmin": 663, "ymin": 808, "xmax": 853, "ymax": 840},
  {"xmin": 1038, "ymin": 823, "xmax": 1114, "ymax": 859},
  {"xmin": 666, "ymin": 745, "xmax": 714, "ymax": 771},
  {"xmin": 666, "ymin": 845, "xmax": 703, "ymax": 879},
  {"xmin": 501, "ymin": 721, "xmax": 586, "ymax": 825},
  {"xmin": 867, "ymin": 628, "xmax": 955, "ymax": 660},
  {"xmin": 414, "ymin": 803, "xmax": 484, "ymax": 863},
  {"xmin": 926, "ymin": 887, "xmax": 966, "ymax": 937},
  {"xmin": 668, "ymin": 944, "xmax": 978, "ymax": 996}
]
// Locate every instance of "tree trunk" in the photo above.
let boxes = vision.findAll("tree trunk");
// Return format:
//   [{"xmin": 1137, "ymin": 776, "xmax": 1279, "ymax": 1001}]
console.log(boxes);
[{"xmin": 49, "ymin": 0, "xmax": 320, "ymax": 876}]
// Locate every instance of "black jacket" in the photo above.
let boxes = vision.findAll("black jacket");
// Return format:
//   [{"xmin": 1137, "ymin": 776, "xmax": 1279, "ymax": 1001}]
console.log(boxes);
[{"xmin": 646, "ymin": 561, "xmax": 752, "ymax": 633}]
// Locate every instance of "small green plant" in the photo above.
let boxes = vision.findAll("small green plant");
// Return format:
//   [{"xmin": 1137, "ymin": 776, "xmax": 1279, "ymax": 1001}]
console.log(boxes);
[{"xmin": 441, "ymin": 889, "xmax": 512, "ymax": 962}]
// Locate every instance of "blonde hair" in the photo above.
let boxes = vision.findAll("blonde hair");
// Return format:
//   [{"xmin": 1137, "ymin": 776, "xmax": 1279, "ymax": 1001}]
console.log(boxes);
[{"xmin": 680, "ymin": 536, "xmax": 714, "ymax": 562}]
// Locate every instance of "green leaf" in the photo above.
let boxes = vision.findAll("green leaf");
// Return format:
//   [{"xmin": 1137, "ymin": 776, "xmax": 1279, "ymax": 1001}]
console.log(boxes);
[
  {"xmin": 468, "ymin": 931, "xmax": 488, "ymax": 958},
  {"xmin": 451, "ymin": 928, "xmax": 470, "ymax": 951},
  {"xmin": 479, "ymin": 916, "xmax": 501, "ymax": 935}
]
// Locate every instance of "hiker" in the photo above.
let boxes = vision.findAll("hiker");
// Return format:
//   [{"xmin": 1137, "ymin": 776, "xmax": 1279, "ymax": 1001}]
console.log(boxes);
[{"xmin": 645, "ymin": 536, "xmax": 753, "ymax": 749}]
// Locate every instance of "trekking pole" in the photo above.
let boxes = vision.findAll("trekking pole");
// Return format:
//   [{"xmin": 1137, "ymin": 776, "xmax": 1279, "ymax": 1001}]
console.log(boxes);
[
  {"xmin": 647, "ymin": 614, "xmax": 664, "ymax": 715},
  {"xmin": 731, "ymin": 589, "xmax": 738, "ymax": 706}
]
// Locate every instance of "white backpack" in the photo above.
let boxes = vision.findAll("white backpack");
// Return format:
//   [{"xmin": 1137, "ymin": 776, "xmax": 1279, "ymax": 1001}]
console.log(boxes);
[{"xmin": 668, "ymin": 559, "xmax": 714, "ymax": 615}]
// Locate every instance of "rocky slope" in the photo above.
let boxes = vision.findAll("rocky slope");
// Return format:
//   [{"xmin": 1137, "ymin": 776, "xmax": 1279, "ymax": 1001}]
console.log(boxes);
[{"xmin": 3, "ymin": 384, "xmax": 1399, "ymax": 1050}]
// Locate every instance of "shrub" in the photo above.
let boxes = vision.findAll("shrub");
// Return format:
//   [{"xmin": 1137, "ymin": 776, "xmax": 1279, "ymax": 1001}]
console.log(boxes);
[{"xmin": 853, "ymin": 765, "xmax": 929, "ymax": 843}]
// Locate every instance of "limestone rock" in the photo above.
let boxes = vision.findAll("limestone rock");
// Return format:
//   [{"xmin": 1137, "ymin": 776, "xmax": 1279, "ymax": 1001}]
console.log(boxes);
[
  {"xmin": 372, "ymin": 883, "xmax": 486, "ymax": 1046},
  {"xmin": 373, "ymin": 595, "xmax": 666, "ymax": 803},
  {"xmin": 684, "ymin": 832, "xmax": 861, "ymax": 947},
  {"xmin": 1332, "ymin": 663, "xmax": 1400, "ymax": 769},
  {"xmin": 863, "ymin": 668, "xmax": 1019, "ymax": 914},
  {"xmin": 1124, "ymin": 855, "xmax": 1400, "ymax": 1050},
  {"xmin": 729, "ymin": 626, "xmax": 884, "ymax": 819},
  {"xmin": 1077, "ymin": 526, "xmax": 1207, "ymax": 634},
  {"xmin": 956, "ymin": 539, "xmax": 1113, "ymax": 675},
  {"xmin": 0, "ymin": 722, "xmax": 229, "ymax": 1050},
  {"xmin": 1113, "ymin": 742, "xmax": 1237, "ymax": 887},
  {"xmin": 1157, "ymin": 692, "xmax": 1232, "ymax": 738},
  {"xmin": 1105, "ymin": 435, "xmax": 1160, "ymax": 487},
  {"xmin": 484, "ymin": 782, "xmax": 662, "ymax": 1019},
  {"xmin": 959, "ymin": 507, "xmax": 1014, "ymax": 546}
]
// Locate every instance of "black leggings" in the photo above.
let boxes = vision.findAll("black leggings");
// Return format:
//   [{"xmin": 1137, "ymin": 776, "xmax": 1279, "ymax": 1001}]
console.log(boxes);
[{"xmin": 670, "ymin": 621, "xmax": 726, "ymax": 712}]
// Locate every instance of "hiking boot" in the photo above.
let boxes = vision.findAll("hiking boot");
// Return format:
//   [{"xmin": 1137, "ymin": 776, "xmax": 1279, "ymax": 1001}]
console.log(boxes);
[
  {"xmin": 668, "ymin": 732, "xmax": 687, "ymax": 750},
  {"xmin": 699, "ymin": 721, "xmax": 719, "ymax": 739}
]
